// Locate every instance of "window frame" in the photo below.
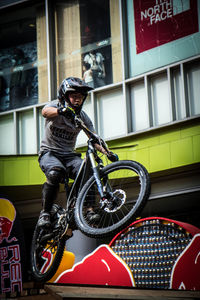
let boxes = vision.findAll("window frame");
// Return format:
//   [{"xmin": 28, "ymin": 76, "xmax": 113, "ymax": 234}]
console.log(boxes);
[{"xmin": 0, "ymin": 1, "xmax": 200, "ymax": 155}]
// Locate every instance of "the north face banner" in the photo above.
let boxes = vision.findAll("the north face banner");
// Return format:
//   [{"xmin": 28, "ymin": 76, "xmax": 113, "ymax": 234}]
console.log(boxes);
[{"xmin": 134, "ymin": 0, "xmax": 198, "ymax": 53}]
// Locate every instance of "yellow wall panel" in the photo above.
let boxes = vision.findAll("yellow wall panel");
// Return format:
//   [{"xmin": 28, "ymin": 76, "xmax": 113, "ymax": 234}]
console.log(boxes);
[{"xmin": 0, "ymin": 120, "xmax": 199, "ymax": 186}]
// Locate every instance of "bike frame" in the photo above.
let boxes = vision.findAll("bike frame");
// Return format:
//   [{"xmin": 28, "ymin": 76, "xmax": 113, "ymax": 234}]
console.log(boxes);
[
  {"xmin": 65, "ymin": 138, "xmax": 104, "ymax": 214},
  {"xmin": 64, "ymin": 115, "xmax": 116, "ymax": 221}
]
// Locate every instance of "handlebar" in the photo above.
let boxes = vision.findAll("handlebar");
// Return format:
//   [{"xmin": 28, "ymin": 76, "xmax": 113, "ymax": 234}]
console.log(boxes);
[{"xmin": 74, "ymin": 116, "xmax": 119, "ymax": 162}]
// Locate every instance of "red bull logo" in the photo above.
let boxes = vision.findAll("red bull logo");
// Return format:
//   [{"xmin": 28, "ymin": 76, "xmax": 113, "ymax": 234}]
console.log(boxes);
[
  {"xmin": 0, "ymin": 198, "xmax": 16, "ymax": 243},
  {"xmin": 0, "ymin": 198, "xmax": 23, "ymax": 295}
]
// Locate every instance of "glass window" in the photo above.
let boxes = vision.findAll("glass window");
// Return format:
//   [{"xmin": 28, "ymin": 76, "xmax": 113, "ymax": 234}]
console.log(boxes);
[
  {"xmin": 97, "ymin": 88, "xmax": 125, "ymax": 139},
  {"xmin": 187, "ymin": 62, "xmax": 200, "ymax": 116},
  {"xmin": 172, "ymin": 68, "xmax": 185, "ymax": 120},
  {"xmin": 130, "ymin": 81, "xmax": 149, "ymax": 132},
  {"xmin": 151, "ymin": 73, "xmax": 172, "ymax": 126},
  {"xmin": 0, "ymin": 2, "xmax": 48, "ymax": 112},
  {"xmin": 76, "ymin": 96, "xmax": 93, "ymax": 146},
  {"xmin": 18, "ymin": 110, "xmax": 36, "ymax": 154},
  {"xmin": 0, "ymin": 114, "xmax": 15, "ymax": 154},
  {"xmin": 37, "ymin": 107, "xmax": 45, "ymax": 151},
  {"xmin": 55, "ymin": 0, "xmax": 122, "ymax": 90}
]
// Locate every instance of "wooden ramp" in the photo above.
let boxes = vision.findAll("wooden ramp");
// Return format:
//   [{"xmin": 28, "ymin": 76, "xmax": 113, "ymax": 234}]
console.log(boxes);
[
  {"xmin": 44, "ymin": 284, "xmax": 200, "ymax": 300},
  {"xmin": 3, "ymin": 283, "xmax": 200, "ymax": 299}
]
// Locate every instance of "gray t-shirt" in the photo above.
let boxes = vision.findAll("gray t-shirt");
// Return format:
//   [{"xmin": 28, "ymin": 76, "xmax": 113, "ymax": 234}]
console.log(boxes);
[{"xmin": 40, "ymin": 100, "xmax": 95, "ymax": 155}]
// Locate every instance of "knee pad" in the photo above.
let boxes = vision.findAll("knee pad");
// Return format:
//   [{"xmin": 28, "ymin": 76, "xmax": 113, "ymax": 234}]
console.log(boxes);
[{"xmin": 46, "ymin": 168, "xmax": 65, "ymax": 185}]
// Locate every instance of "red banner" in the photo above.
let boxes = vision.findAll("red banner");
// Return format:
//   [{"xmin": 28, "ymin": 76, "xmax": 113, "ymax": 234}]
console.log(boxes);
[{"xmin": 134, "ymin": 0, "xmax": 198, "ymax": 54}]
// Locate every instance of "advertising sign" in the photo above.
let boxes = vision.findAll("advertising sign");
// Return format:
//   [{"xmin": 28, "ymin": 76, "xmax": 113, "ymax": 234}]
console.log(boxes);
[
  {"xmin": 0, "ymin": 198, "xmax": 26, "ymax": 295},
  {"xmin": 134, "ymin": 0, "xmax": 198, "ymax": 54},
  {"xmin": 49, "ymin": 217, "xmax": 200, "ymax": 291}
]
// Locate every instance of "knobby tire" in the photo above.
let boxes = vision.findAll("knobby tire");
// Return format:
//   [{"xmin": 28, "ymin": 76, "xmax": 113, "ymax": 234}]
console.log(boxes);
[
  {"xmin": 30, "ymin": 224, "xmax": 66, "ymax": 282},
  {"xmin": 75, "ymin": 160, "xmax": 151, "ymax": 238}
]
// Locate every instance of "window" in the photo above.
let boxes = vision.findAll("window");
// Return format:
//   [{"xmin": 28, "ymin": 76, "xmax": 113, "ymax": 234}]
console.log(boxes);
[
  {"xmin": 151, "ymin": 73, "xmax": 172, "ymax": 126},
  {"xmin": 187, "ymin": 62, "xmax": 200, "ymax": 116},
  {"xmin": 0, "ymin": 114, "xmax": 15, "ymax": 154},
  {"xmin": 76, "ymin": 96, "xmax": 93, "ymax": 146},
  {"xmin": 130, "ymin": 81, "xmax": 149, "ymax": 132},
  {"xmin": 97, "ymin": 88, "xmax": 125, "ymax": 139},
  {"xmin": 37, "ymin": 107, "xmax": 45, "ymax": 150},
  {"xmin": 0, "ymin": 2, "xmax": 48, "ymax": 112},
  {"xmin": 18, "ymin": 110, "xmax": 37, "ymax": 154},
  {"xmin": 0, "ymin": 1, "xmax": 199, "ymax": 156},
  {"xmin": 172, "ymin": 67, "xmax": 185, "ymax": 120},
  {"xmin": 55, "ymin": 0, "xmax": 122, "ymax": 90}
]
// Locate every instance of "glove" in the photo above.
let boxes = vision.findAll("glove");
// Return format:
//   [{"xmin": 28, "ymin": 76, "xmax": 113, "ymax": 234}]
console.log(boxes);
[
  {"xmin": 107, "ymin": 151, "xmax": 119, "ymax": 162},
  {"xmin": 58, "ymin": 106, "xmax": 76, "ymax": 121}
]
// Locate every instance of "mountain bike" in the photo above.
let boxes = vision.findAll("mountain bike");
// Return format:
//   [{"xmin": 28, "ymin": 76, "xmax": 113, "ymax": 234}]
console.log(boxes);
[{"xmin": 30, "ymin": 116, "xmax": 151, "ymax": 282}]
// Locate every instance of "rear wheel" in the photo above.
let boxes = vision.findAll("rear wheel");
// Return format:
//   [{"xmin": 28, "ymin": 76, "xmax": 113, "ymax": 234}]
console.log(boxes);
[
  {"xmin": 30, "ymin": 205, "xmax": 67, "ymax": 282},
  {"xmin": 75, "ymin": 160, "xmax": 151, "ymax": 238}
]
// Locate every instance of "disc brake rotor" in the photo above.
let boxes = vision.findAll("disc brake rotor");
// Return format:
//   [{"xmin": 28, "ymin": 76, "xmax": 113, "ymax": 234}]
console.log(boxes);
[{"xmin": 104, "ymin": 189, "xmax": 126, "ymax": 213}]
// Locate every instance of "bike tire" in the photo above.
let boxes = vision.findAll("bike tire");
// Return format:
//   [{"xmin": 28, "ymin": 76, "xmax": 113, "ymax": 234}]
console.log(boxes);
[
  {"xmin": 75, "ymin": 160, "xmax": 151, "ymax": 238},
  {"xmin": 30, "ymin": 224, "xmax": 66, "ymax": 282}
]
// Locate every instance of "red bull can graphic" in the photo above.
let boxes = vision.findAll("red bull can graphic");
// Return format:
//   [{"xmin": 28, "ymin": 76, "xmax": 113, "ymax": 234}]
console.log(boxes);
[
  {"xmin": 0, "ymin": 198, "xmax": 16, "ymax": 243},
  {"xmin": 0, "ymin": 198, "xmax": 24, "ymax": 295}
]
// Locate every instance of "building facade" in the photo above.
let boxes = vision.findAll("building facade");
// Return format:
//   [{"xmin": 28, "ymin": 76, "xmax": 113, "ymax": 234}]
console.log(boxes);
[{"xmin": 0, "ymin": 0, "xmax": 200, "ymax": 258}]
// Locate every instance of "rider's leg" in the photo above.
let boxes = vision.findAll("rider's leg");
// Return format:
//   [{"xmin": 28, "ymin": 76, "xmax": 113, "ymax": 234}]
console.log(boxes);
[
  {"xmin": 38, "ymin": 152, "xmax": 65, "ymax": 227},
  {"xmin": 38, "ymin": 168, "xmax": 65, "ymax": 227},
  {"xmin": 38, "ymin": 181, "xmax": 59, "ymax": 227}
]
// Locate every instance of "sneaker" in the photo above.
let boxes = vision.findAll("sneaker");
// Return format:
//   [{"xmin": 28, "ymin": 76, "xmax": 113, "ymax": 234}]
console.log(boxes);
[
  {"xmin": 86, "ymin": 209, "xmax": 100, "ymax": 223},
  {"xmin": 37, "ymin": 211, "xmax": 51, "ymax": 228}
]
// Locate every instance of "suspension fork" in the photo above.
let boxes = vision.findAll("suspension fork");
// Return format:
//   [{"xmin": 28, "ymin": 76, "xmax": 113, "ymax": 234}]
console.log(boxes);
[{"xmin": 89, "ymin": 151, "xmax": 104, "ymax": 199}]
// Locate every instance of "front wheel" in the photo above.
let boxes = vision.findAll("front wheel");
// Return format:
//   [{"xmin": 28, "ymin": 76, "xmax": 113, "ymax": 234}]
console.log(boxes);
[{"xmin": 75, "ymin": 160, "xmax": 151, "ymax": 238}]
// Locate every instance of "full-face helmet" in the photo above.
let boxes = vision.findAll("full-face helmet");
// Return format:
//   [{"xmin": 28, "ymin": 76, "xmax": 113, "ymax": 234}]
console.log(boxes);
[{"xmin": 58, "ymin": 77, "xmax": 93, "ymax": 109}]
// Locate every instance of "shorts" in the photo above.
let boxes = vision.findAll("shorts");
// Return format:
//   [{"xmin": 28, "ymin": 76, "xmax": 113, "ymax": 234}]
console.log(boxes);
[{"xmin": 39, "ymin": 151, "xmax": 83, "ymax": 181}]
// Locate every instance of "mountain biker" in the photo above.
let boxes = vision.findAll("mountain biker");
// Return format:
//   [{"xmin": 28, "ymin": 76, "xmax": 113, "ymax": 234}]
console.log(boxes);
[{"xmin": 37, "ymin": 77, "xmax": 107, "ymax": 228}]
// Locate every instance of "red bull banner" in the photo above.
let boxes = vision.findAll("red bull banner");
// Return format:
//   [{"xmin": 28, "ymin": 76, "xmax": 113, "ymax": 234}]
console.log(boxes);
[
  {"xmin": 0, "ymin": 198, "xmax": 26, "ymax": 296},
  {"xmin": 134, "ymin": 0, "xmax": 198, "ymax": 53},
  {"xmin": 50, "ymin": 217, "xmax": 200, "ymax": 291}
]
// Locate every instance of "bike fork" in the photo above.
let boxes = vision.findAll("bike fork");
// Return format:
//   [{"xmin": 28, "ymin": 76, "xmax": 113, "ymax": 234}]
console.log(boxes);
[{"xmin": 89, "ymin": 152, "xmax": 104, "ymax": 199}]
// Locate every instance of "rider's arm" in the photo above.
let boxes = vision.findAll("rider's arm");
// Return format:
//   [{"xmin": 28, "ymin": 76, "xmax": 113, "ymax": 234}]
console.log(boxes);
[
  {"xmin": 85, "ymin": 131, "xmax": 108, "ymax": 155},
  {"xmin": 94, "ymin": 143, "xmax": 108, "ymax": 155},
  {"xmin": 42, "ymin": 106, "xmax": 58, "ymax": 118}
]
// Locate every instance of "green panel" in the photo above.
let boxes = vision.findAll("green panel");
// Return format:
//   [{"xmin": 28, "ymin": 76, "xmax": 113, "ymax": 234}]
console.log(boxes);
[
  {"xmin": 1, "ymin": 155, "xmax": 45, "ymax": 186},
  {"xmin": 3, "ymin": 160, "xmax": 17, "ymax": 185},
  {"xmin": 136, "ymin": 134, "xmax": 160, "ymax": 149},
  {"xmin": 0, "ymin": 120, "xmax": 199, "ymax": 187},
  {"xmin": 0, "ymin": 160, "xmax": 4, "ymax": 185},
  {"xmin": 193, "ymin": 134, "xmax": 200, "ymax": 162},
  {"xmin": 118, "ymin": 148, "xmax": 137, "ymax": 161},
  {"xmin": 4, "ymin": 159, "xmax": 29, "ymax": 185},
  {"xmin": 29, "ymin": 157, "xmax": 46, "ymax": 184},
  {"xmin": 135, "ymin": 148, "xmax": 150, "ymax": 171},
  {"xmin": 149, "ymin": 143, "xmax": 171, "ymax": 172},
  {"xmin": 170, "ymin": 137, "xmax": 194, "ymax": 167},
  {"xmin": 180, "ymin": 124, "xmax": 200, "ymax": 138},
  {"xmin": 159, "ymin": 129, "xmax": 181, "ymax": 143}
]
